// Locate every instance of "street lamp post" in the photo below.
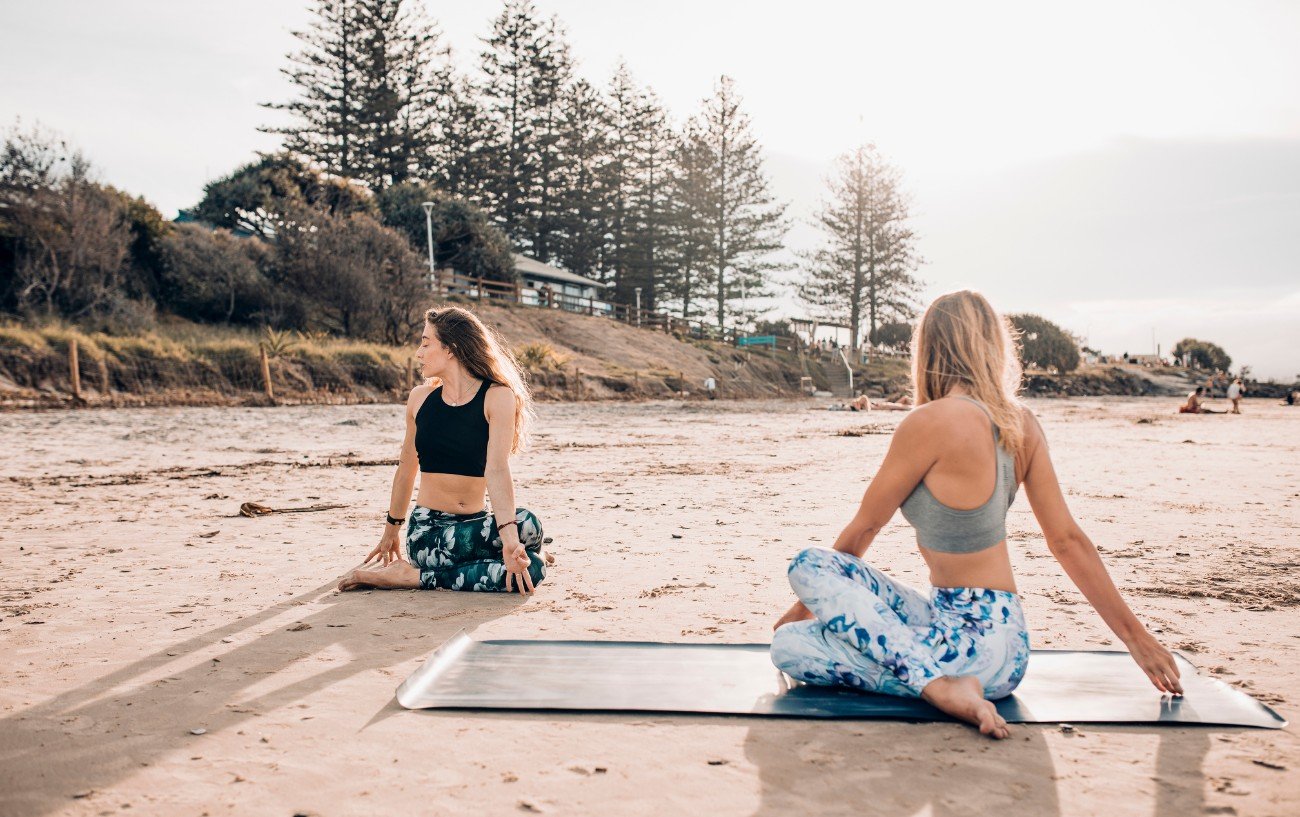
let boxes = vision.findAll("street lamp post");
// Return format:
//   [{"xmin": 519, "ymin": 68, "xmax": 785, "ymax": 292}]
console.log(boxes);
[
  {"xmin": 421, "ymin": 201, "xmax": 436, "ymax": 293},
  {"xmin": 739, "ymin": 277, "xmax": 748, "ymax": 339},
  {"xmin": 634, "ymin": 287, "xmax": 642, "ymax": 327}
]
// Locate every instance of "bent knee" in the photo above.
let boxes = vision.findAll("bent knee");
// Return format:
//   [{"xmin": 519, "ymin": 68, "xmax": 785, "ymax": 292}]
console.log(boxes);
[
  {"xmin": 515, "ymin": 507, "xmax": 544, "ymax": 546},
  {"xmin": 527, "ymin": 553, "xmax": 547, "ymax": 586},
  {"xmin": 770, "ymin": 619, "xmax": 825, "ymax": 674},
  {"xmin": 769, "ymin": 624, "xmax": 804, "ymax": 674},
  {"xmin": 787, "ymin": 546, "xmax": 841, "ymax": 591},
  {"xmin": 788, "ymin": 546, "xmax": 832, "ymax": 575}
]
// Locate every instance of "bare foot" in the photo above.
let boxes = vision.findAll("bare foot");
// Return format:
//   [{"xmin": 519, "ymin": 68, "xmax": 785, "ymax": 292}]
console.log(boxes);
[
  {"xmin": 921, "ymin": 676, "xmax": 1010, "ymax": 739},
  {"xmin": 542, "ymin": 549, "xmax": 556, "ymax": 566},
  {"xmin": 338, "ymin": 560, "xmax": 421, "ymax": 592}
]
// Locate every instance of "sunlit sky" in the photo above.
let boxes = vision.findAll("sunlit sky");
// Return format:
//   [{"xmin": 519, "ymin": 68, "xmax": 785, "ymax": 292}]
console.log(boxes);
[{"xmin": 2, "ymin": 1, "xmax": 1297, "ymax": 378}]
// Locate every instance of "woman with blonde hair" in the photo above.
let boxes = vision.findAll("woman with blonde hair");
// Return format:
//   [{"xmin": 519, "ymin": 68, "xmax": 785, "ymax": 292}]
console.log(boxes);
[
  {"xmin": 771, "ymin": 290, "xmax": 1182, "ymax": 738},
  {"xmin": 339, "ymin": 305, "xmax": 550, "ymax": 595}
]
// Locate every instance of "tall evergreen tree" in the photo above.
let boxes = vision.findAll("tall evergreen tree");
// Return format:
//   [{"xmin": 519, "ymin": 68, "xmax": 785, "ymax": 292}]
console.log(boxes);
[
  {"xmin": 552, "ymin": 79, "xmax": 610, "ymax": 281},
  {"xmin": 426, "ymin": 72, "xmax": 497, "ymax": 204},
  {"xmin": 599, "ymin": 63, "xmax": 659, "ymax": 299},
  {"xmin": 263, "ymin": 0, "xmax": 366, "ymax": 179},
  {"xmin": 683, "ymin": 76, "xmax": 788, "ymax": 330},
  {"xmin": 478, "ymin": 0, "xmax": 546, "ymax": 249},
  {"xmin": 799, "ymin": 144, "xmax": 921, "ymax": 350},
  {"xmin": 659, "ymin": 124, "xmax": 715, "ymax": 321},
  {"xmin": 621, "ymin": 90, "xmax": 675, "ymax": 311},
  {"xmin": 357, "ymin": 0, "xmax": 448, "ymax": 188},
  {"xmin": 526, "ymin": 16, "xmax": 572, "ymax": 262},
  {"xmin": 263, "ymin": 0, "xmax": 446, "ymax": 190}
]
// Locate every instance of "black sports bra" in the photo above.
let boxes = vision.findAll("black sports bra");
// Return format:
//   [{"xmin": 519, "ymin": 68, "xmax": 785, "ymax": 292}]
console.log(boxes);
[{"xmin": 414, "ymin": 380, "xmax": 490, "ymax": 477}]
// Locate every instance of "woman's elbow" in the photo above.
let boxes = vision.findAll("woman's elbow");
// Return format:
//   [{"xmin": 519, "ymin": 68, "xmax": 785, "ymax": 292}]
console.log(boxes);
[{"xmin": 1045, "ymin": 526, "xmax": 1089, "ymax": 557}]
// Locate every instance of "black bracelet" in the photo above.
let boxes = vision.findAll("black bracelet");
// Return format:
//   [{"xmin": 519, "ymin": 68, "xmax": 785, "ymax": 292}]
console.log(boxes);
[{"xmin": 386, "ymin": 513, "xmax": 406, "ymax": 526}]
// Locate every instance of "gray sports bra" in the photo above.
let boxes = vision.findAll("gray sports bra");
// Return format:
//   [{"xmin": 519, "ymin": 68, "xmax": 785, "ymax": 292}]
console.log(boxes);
[{"xmin": 898, "ymin": 395, "xmax": 1018, "ymax": 553}]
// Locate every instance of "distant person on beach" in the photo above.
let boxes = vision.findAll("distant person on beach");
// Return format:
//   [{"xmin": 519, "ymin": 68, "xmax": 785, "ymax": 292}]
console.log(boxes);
[
  {"xmin": 1179, "ymin": 387, "xmax": 1223, "ymax": 414},
  {"xmin": 771, "ymin": 290, "xmax": 1182, "ymax": 740},
  {"xmin": 828, "ymin": 395, "xmax": 912, "ymax": 412},
  {"xmin": 339, "ymin": 306, "xmax": 551, "ymax": 595},
  {"xmin": 1227, "ymin": 378, "xmax": 1244, "ymax": 414},
  {"xmin": 828, "ymin": 395, "xmax": 871, "ymax": 411}
]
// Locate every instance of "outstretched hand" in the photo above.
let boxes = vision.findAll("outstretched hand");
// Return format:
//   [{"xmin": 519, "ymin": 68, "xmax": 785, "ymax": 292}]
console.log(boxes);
[
  {"xmin": 1127, "ymin": 631, "xmax": 1184, "ymax": 695},
  {"xmin": 365, "ymin": 526, "xmax": 402, "ymax": 566},
  {"xmin": 502, "ymin": 541, "xmax": 534, "ymax": 596}
]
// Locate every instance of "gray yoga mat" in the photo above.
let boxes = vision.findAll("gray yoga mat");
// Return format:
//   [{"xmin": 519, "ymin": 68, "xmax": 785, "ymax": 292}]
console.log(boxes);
[{"xmin": 396, "ymin": 631, "xmax": 1286, "ymax": 728}]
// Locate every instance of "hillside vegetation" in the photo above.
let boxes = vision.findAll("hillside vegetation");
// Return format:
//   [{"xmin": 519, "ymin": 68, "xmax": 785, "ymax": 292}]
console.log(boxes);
[
  {"xmin": 5, "ymin": 300, "xmax": 1276, "ymax": 410},
  {"xmin": 0, "ymin": 302, "xmax": 845, "ymax": 408}
]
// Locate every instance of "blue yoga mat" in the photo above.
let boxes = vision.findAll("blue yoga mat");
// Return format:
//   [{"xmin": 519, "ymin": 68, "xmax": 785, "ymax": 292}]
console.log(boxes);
[{"xmin": 396, "ymin": 631, "xmax": 1285, "ymax": 728}]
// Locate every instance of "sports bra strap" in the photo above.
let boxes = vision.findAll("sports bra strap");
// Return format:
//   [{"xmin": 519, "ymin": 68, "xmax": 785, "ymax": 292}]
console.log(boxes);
[{"xmin": 953, "ymin": 395, "xmax": 999, "ymax": 438}]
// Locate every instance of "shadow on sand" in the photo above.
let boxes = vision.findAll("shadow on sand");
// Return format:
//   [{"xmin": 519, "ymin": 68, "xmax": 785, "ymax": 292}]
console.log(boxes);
[
  {"xmin": 742, "ymin": 716, "xmax": 1214, "ymax": 817},
  {"xmin": 0, "ymin": 584, "xmax": 518, "ymax": 817}
]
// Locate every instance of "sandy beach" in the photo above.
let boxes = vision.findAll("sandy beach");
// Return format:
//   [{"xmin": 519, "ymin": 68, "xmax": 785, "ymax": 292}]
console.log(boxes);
[{"xmin": 1, "ymin": 396, "xmax": 1297, "ymax": 816}]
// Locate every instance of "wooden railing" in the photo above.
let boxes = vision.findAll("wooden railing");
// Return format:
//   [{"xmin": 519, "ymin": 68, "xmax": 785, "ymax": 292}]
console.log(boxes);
[
  {"xmin": 432, "ymin": 270, "xmax": 521, "ymax": 302},
  {"xmin": 433, "ymin": 268, "xmax": 817, "ymax": 353}
]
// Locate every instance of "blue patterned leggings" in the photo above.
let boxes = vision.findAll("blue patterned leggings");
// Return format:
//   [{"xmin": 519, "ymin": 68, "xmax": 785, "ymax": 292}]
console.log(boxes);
[
  {"xmin": 405, "ymin": 506, "xmax": 546, "ymax": 591},
  {"xmin": 771, "ymin": 548, "xmax": 1030, "ymax": 699}
]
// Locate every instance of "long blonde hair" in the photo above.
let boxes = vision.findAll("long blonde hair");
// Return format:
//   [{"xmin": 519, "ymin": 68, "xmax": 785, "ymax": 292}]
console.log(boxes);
[
  {"xmin": 911, "ymin": 290, "xmax": 1025, "ymax": 454},
  {"xmin": 425, "ymin": 305, "xmax": 534, "ymax": 454}
]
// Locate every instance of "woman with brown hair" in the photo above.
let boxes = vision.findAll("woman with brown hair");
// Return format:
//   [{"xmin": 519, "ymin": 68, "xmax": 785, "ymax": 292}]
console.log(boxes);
[
  {"xmin": 338, "ymin": 306, "xmax": 550, "ymax": 595},
  {"xmin": 771, "ymin": 290, "xmax": 1182, "ymax": 738}
]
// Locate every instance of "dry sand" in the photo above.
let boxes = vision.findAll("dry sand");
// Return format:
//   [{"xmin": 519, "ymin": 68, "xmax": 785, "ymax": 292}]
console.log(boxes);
[{"xmin": 1, "ymin": 397, "xmax": 1297, "ymax": 816}]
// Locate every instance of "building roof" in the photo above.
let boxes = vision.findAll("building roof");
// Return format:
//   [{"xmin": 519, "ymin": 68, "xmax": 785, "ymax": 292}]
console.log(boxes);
[{"xmin": 514, "ymin": 253, "xmax": 610, "ymax": 288}]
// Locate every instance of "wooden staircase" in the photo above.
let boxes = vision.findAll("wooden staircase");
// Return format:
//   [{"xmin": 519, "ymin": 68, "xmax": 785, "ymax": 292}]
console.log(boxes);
[{"xmin": 825, "ymin": 349, "xmax": 854, "ymax": 398}]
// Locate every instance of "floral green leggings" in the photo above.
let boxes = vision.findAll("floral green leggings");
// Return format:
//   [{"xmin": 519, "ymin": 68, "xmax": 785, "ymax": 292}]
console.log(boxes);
[{"xmin": 405, "ymin": 506, "xmax": 546, "ymax": 591}]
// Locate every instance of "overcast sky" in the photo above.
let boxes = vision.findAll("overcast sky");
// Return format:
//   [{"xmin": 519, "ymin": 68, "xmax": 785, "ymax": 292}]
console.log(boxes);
[{"xmin": 2, "ymin": 0, "xmax": 1297, "ymax": 378}]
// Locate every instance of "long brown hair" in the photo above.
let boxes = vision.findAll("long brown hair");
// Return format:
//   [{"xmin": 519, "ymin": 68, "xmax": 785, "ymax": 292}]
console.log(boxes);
[
  {"xmin": 911, "ymin": 290, "xmax": 1025, "ymax": 454},
  {"xmin": 425, "ymin": 305, "xmax": 534, "ymax": 454}
]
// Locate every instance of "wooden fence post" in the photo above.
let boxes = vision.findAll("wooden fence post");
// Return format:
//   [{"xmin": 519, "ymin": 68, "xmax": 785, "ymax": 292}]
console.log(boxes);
[
  {"xmin": 679, "ymin": 370, "xmax": 685, "ymax": 396},
  {"xmin": 69, "ymin": 338, "xmax": 82, "ymax": 403},
  {"xmin": 406, "ymin": 356, "xmax": 415, "ymax": 392},
  {"xmin": 96, "ymin": 356, "xmax": 110, "ymax": 396},
  {"xmin": 259, "ymin": 343, "xmax": 275, "ymax": 403},
  {"xmin": 633, "ymin": 370, "xmax": 639, "ymax": 395}
]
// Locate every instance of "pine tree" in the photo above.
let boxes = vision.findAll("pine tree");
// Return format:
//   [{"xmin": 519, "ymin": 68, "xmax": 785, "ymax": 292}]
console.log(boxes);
[
  {"xmin": 526, "ymin": 15, "xmax": 572, "ymax": 262},
  {"xmin": 358, "ymin": 0, "xmax": 448, "ymax": 188},
  {"xmin": 478, "ymin": 0, "xmax": 546, "ymax": 249},
  {"xmin": 621, "ymin": 90, "xmax": 675, "ymax": 311},
  {"xmin": 683, "ymin": 76, "xmax": 788, "ymax": 331},
  {"xmin": 263, "ymin": 0, "xmax": 367, "ymax": 179},
  {"xmin": 426, "ymin": 72, "xmax": 496, "ymax": 204},
  {"xmin": 552, "ymin": 79, "xmax": 610, "ymax": 282},
  {"xmin": 263, "ymin": 0, "xmax": 447, "ymax": 191},
  {"xmin": 659, "ymin": 124, "xmax": 715, "ymax": 321},
  {"xmin": 799, "ymin": 144, "xmax": 921, "ymax": 350},
  {"xmin": 600, "ymin": 63, "xmax": 656, "ymax": 297}
]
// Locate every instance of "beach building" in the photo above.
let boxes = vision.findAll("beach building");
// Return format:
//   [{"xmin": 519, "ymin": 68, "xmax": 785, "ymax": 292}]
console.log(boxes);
[{"xmin": 514, "ymin": 254, "xmax": 612, "ymax": 315}]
